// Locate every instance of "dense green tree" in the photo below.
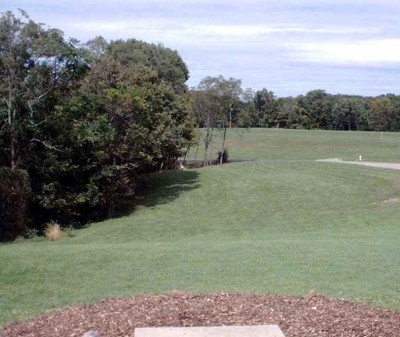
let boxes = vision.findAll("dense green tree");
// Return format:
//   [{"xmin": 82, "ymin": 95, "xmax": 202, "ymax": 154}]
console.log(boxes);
[
  {"xmin": 278, "ymin": 97, "xmax": 309, "ymax": 129},
  {"xmin": 369, "ymin": 95, "xmax": 400, "ymax": 131},
  {"xmin": 107, "ymin": 39, "xmax": 189, "ymax": 94},
  {"xmin": 252, "ymin": 89, "xmax": 282, "ymax": 127},
  {"xmin": 0, "ymin": 11, "xmax": 195, "ymax": 240},
  {"xmin": 0, "ymin": 10, "xmax": 80, "ymax": 170},
  {"xmin": 0, "ymin": 167, "xmax": 30, "ymax": 240},
  {"xmin": 31, "ymin": 42, "xmax": 195, "ymax": 222},
  {"xmin": 0, "ymin": 10, "xmax": 90, "ymax": 237},
  {"xmin": 236, "ymin": 88, "xmax": 256, "ymax": 127},
  {"xmin": 297, "ymin": 90, "xmax": 334, "ymax": 129},
  {"xmin": 331, "ymin": 97, "xmax": 369, "ymax": 131}
]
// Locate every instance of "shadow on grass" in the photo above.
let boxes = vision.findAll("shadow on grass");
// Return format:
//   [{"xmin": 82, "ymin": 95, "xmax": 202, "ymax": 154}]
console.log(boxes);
[
  {"xmin": 137, "ymin": 169, "xmax": 201, "ymax": 208},
  {"xmin": 74, "ymin": 170, "xmax": 201, "ymax": 226}
]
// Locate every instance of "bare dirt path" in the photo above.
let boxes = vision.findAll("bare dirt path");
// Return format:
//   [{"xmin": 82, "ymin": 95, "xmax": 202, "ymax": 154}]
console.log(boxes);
[
  {"xmin": 1, "ymin": 293, "xmax": 399, "ymax": 337},
  {"xmin": 316, "ymin": 158, "xmax": 400, "ymax": 170}
]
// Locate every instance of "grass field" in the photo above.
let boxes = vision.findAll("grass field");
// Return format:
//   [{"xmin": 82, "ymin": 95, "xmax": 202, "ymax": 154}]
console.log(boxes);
[
  {"xmin": 191, "ymin": 128, "xmax": 400, "ymax": 162},
  {"xmin": 1, "ymin": 128, "xmax": 400, "ymax": 326}
]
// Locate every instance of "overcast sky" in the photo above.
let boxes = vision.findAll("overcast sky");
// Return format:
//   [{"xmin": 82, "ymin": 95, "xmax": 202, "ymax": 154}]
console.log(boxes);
[{"xmin": 2, "ymin": 0, "xmax": 400, "ymax": 96}]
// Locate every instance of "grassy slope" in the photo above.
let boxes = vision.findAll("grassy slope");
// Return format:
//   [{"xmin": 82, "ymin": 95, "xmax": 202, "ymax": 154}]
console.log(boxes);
[
  {"xmin": 190, "ymin": 128, "xmax": 400, "ymax": 162},
  {"xmin": 1, "ymin": 129, "xmax": 400, "ymax": 325}
]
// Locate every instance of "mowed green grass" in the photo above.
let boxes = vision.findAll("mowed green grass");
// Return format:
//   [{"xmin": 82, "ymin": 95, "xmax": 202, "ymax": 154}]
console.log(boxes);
[
  {"xmin": 1, "ymin": 129, "xmax": 400, "ymax": 326},
  {"xmin": 192, "ymin": 127, "xmax": 400, "ymax": 162}
]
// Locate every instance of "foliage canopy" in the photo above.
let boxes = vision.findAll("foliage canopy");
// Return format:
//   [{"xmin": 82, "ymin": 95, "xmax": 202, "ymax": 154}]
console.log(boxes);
[{"xmin": 0, "ymin": 10, "xmax": 195, "ymax": 240}]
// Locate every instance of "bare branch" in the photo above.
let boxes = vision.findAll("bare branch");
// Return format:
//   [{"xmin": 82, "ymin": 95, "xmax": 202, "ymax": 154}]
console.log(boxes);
[
  {"xmin": 28, "ymin": 91, "xmax": 49, "ymax": 117},
  {"xmin": 31, "ymin": 138, "xmax": 62, "ymax": 152}
]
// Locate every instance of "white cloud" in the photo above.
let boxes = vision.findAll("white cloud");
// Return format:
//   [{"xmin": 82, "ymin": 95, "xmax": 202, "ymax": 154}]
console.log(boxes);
[
  {"xmin": 68, "ymin": 19, "xmax": 377, "ymax": 36},
  {"xmin": 4, "ymin": 0, "xmax": 400, "ymax": 95},
  {"xmin": 290, "ymin": 39, "xmax": 400, "ymax": 65},
  {"xmin": 62, "ymin": 19, "xmax": 380, "ymax": 47},
  {"xmin": 193, "ymin": 24, "xmax": 377, "ymax": 36}
]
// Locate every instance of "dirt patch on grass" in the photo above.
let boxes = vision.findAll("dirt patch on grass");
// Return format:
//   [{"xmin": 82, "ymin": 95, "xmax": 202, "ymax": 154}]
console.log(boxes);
[
  {"xmin": 382, "ymin": 198, "xmax": 400, "ymax": 204},
  {"xmin": 2, "ymin": 293, "xmax": 399, "ymax": 337}
]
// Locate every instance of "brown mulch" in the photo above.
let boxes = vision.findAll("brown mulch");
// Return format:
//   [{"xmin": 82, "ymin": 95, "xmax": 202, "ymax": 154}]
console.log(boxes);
[{"xmin": 1, "ymin": 293, "xmax": 400, "ymax": 337}]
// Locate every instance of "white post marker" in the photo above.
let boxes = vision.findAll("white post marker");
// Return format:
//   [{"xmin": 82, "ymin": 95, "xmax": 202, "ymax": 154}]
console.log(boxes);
[
  {"xmin": 359, "ymin": 155, "xmax": 362, "ymax": 161},
  {"xmin": 135, "ymin": 325, "xmax": 285, "ymax": 337}
]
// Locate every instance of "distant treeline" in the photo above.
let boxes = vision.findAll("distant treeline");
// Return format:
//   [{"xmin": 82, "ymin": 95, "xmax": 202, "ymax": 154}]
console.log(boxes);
[{"xmin": 190, "ymin": 76, "xmax": 400, "ymax": 132}]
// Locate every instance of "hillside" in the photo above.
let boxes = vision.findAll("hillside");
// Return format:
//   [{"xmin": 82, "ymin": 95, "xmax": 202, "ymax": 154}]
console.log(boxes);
[{"xmin": 1, "ymin": 128, "xmax": 399, "ymax": 326}]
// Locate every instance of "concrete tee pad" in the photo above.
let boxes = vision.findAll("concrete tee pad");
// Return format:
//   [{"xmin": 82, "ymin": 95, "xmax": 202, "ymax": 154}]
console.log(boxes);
[{"xmin": 135, "ymin": 325, "xmax": 285, "ymax": 337}]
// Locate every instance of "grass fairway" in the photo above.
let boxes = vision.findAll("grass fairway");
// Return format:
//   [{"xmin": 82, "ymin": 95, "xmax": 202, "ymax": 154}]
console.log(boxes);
[
  {"xmin": 192, "ymin": 127, "xmax": 400, "ymax": 162},
  {"xmin": 1, "ymin": 129, "xmax": 400, "ymax": 326}
]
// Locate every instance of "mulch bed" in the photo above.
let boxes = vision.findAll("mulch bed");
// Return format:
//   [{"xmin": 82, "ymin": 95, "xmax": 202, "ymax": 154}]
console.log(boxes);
[{"xmin": 1, "ymin": 293, "xmax": 399, "ymax": 337}]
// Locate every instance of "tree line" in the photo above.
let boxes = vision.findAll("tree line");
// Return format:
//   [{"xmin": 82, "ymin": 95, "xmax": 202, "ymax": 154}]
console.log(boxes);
[
  {"xmin": 190, "ymin": 76, "xmax": 400, "ymax": 132},
  {"xmin": 0, "ymin": 11, "xmax": 195, "ymax": 241},
  {"xmin": 189, "ymin": 76, "xmax": 400, "ymax": 167}
]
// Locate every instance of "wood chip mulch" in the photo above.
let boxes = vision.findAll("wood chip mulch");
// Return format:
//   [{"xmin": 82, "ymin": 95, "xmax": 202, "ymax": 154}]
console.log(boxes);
[{"xmin": 1, "ymin": 293, "xmax": 399, "ymax": 337}]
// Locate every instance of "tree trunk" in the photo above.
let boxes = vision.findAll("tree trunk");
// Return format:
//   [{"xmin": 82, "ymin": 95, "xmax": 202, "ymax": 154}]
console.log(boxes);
[
  {"xmin": 11, "ymin": 137, "xmax": 17, "ymax": 170},
  {"xmin": 209, "ymin": 127, "xmax": 214, "ymax": 165},
  {"xmin": 203, "ymin": 128, "xmax": 209, "ymax": 165},
  {"xmin": 194, "ymin": 140, "xmax": 200, "ymax": 162},
  {"xmin": 8, "ymin": 78, "xmax": 17, "ymax": 170},
  {"xmin": 220, "ymin": 123, "xmax": 227, "ymax": 165},
  {"xmin": 204, "ymin": 124, "xmax": 213, "ymax": 166}
]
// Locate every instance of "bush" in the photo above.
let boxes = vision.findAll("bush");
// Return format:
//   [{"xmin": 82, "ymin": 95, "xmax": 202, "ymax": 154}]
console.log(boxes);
[
  {"xmin": 217, "ymin": 149, "xmax": 229, "ymax": 164},
  {"xmin": 44, "ymin": 221, "xmax": 64, "ymax": 241},
  {"xmin": 0, "ymin": 167, "xmax": 30, "ymax": 241}
]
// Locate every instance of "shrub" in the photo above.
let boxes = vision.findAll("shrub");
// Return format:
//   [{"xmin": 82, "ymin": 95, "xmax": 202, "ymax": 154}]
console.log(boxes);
[
  {"xmin": 24, "ymin": 228, "xmax": 39, "ymax": 239},
  {"xmin": 217, "ymin": 149, "xmax": 229, "ymax": 164},
  {"xmin": 44, "ymin": 222, "xmax": 64, "ymax": 241}
]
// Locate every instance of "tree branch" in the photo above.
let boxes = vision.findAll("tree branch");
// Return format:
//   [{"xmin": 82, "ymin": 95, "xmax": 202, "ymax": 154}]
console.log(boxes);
[
  {"xmin": 31, "ymin": 138, "xmax": 62, "ymax": 152},
  {"xmin": 28, "ymin": 91, "xmax": 49, "ymax": 116}
]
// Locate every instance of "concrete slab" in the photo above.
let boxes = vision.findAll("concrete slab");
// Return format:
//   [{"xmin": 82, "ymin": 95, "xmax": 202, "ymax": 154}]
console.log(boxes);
[{"xmin": 135, "ymin": 325, "xmax": 285, "ymax": 337}]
